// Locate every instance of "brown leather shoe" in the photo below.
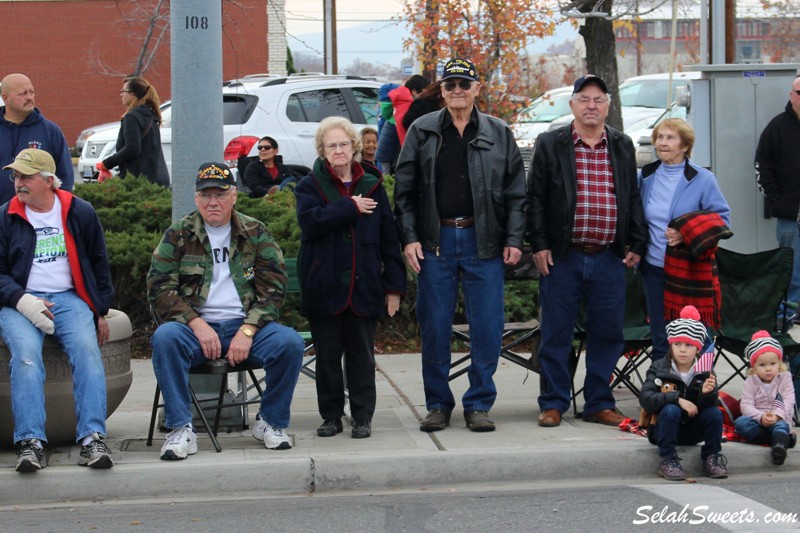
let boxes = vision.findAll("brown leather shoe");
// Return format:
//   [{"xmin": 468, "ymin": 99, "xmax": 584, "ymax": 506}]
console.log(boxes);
[
  {"xmin": 538, "ymin": 409, "xmax": 562, "ymax": 427},
  {"xmin": 583, "ymin": 408, "xmax": 626, "ymax": 426}
]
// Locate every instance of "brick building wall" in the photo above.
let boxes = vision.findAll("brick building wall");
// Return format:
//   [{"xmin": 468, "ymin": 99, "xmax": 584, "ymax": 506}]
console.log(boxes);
[{"xmin": 1, "ymin": 0, "xmax": 269, "ymax": 146}]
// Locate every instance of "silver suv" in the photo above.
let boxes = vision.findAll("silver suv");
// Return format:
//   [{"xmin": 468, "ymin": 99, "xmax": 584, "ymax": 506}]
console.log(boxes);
[{"xmin": 78, "ymin": 74, "xmax": 382, "ymax": 181}]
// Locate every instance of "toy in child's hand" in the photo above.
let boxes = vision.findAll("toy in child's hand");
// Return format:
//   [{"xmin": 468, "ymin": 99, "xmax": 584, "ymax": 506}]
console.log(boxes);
[{"xmin": 639, "ymin": 378, "xmax": 679, "ymax": 427}]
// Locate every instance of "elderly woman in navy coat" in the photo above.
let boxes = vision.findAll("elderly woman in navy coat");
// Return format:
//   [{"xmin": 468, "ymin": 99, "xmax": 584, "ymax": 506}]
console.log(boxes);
[{"xmin": 294, "ymin": 116, "xmax": 406, "ymax": 439}]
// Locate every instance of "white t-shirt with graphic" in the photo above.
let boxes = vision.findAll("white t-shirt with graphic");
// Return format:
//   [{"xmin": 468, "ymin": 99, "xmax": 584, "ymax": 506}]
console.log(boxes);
[
  {"xmin": 25, "ymin": 196, "xmax": 74, "ymax": 293},
  {"xmin": 198, "ymin": 222, "xmax": 246, "ymax": 322}
]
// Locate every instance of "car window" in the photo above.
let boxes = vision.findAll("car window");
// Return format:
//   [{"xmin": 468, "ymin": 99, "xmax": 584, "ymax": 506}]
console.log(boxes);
[
  {"xmin": 286, "ymin": 89, "xmax": 351, "ymax": 123},
  {"xmin": 223, "ymin": 95, "xmax": 258, "ymax": 125},
  {"xmin": 350, "ymin": 87, "xmax": 380, "ymax": 125},
  {"xmin": 619, "ymin": 79, "xmax": 690, "ymax": 109},
  {"xmin": 517, "ymin": 93, "xmax": 572, "ymax": 123}
]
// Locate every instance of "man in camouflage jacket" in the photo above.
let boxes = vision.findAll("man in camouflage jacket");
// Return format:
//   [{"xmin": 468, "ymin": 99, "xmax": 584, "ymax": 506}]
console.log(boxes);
[{"xmin": 147, "ymin": 162, "xmax": 304, "ymax": 461}]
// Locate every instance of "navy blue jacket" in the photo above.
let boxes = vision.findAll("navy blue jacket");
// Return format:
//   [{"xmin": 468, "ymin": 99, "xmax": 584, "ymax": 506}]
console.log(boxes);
[
  {"xmin": 295, "ymin": 158, "xmax": 406, "ymax": 317},
  {"xmin": 0, "ymin": 107, "xmax": 75, "ymax": 205},
  {"xmin": 0, "ymin": 190, "xmax": 114, "ymax": 318}
]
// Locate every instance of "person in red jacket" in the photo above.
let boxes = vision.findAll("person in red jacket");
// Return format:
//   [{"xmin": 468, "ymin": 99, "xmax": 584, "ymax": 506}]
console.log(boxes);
[{"xmin": 390, "ymin": 75, "xmax": 430, "ymax": 146}]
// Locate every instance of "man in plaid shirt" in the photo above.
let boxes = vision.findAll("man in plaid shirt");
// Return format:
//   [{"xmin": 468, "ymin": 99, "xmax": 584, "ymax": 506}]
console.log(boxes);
[{"xmin": 527, "ymin": 75, "xmax": 647, "ymax": 428}]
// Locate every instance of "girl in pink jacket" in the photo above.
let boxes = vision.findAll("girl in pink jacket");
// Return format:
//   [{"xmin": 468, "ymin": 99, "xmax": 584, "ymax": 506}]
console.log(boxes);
[{"xmin": 733, "ymin": 331, "xmax": 796, "ymax": 465}]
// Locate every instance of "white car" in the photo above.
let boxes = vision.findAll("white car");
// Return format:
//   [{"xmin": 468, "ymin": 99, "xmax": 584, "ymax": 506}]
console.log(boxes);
[
  {"xmin": 78, "ymin": 74, "xmax": 382, "ymax": 182},
  {"xmin": 512, "ymin": 86, "xmax": 573, "ymax": 170},
  {"xmin": 618, "ymin": 71, "xmax": 701, "ymax": 110}
]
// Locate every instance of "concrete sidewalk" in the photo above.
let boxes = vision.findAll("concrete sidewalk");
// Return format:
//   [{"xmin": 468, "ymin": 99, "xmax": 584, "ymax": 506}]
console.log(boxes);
[{"xmin": 0, "ymin": 352, "xmax": 796, "ymax": 506}]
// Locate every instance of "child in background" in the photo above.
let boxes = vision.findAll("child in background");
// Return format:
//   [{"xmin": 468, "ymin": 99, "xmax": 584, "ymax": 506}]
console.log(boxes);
[
  {"xmin": 640, "ymin": 305, "xmax": 727, "ymax": 480},
  {"xmin": 733, "ymin": 331, "xmax": 796, "ymax": 465}
]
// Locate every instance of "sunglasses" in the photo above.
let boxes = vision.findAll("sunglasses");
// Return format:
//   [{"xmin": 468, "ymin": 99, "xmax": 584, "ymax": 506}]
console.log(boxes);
[
  {"xmin": 258, "ymin": 145, "xmax": 276, "ymax": 150},
  {"xmin": 442, "ymin": 79, "xmax": 474, "ymax": 92}
]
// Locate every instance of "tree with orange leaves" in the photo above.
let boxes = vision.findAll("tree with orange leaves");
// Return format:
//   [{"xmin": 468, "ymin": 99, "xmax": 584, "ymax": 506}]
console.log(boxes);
[{"xmin": 402, "ymin": 0, "xmax": 557, "ymax": 120}]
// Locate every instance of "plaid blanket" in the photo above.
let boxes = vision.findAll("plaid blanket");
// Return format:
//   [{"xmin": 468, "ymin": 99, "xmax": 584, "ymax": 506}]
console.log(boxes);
[{"xmin": 664, "ymin": 211, "xmax": 733, "ymax": 328}]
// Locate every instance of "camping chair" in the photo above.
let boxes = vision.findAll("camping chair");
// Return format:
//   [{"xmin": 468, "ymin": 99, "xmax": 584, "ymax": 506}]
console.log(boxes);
[
  {"xmin": 448, "ymin": 256, "xmax": 541, "ymax": 380},
  {"xmin": 714, "ymin": 247, "xmax": 800, "ymax": 389},
  {"xmin": 571, "ymin": 266, "xmax": 653, "ymax": 415},
  {"xmin": 146, "ymin": 359, "xmax": 264, "ymax": 453},
  {"xmin": 283, "ymin": 257, "xmax": 316, "ymax": 379}
]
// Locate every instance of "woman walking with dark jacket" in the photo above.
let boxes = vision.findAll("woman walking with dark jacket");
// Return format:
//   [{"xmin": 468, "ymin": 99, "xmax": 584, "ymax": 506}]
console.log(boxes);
[{"xmin": 97, "ymin": 76, "xmax": 169, "ymax": 187}]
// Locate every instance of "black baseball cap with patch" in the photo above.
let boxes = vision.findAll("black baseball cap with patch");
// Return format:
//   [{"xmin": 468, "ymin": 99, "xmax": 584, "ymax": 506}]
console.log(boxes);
[
  {"xmin": 572, "ymin": 74, "xmax": 609, "ymax": 95},
  {"xmin": 195, "ymin": 162, "xmax": 234, "ymax": 191},
  {"xmin": 442, "ymin": 58, "xmax": 479, "ymax": 81}
]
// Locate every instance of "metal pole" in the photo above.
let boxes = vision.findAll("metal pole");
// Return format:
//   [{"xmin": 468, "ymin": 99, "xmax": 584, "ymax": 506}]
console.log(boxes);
[
  {"xmin": 700, "ymin": 0, "xmax": 709, "ymax": 64},
  {"xmin": 323, "ymin": 0, "xmax": 338, "ymax": 74},
  {"xmin": 711, "ymin": 0, "xmax": 726, "ymax": 65},
  {"xmin": 170, "ymin": 0, "xmax": 224, "ymax": 221}
]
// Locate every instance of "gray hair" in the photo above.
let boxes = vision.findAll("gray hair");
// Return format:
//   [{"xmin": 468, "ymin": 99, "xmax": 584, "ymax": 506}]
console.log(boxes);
[
  {"xmin": 39, "ymin": 171, "xmax": 62, "ymax": 190},
  {"xmin": 315, "ymin": 116, "xmax": 362, "ymax": 162}
]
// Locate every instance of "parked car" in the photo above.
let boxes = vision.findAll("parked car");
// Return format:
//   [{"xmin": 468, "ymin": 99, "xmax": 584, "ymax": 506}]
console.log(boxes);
[
  {"xmin": 74, "ymin": 121, "xmax": 122, "ymax": 157},
  {"xmin": 512, "ymin": 86, "xmax": 573, "ymax": 171},
  {"xmin": 78, "ymin": 74, "xmax": 382, "ymax": 182},
  {"xmin": 618, "ymin": 71, "xmax": 701, "ymax": 109}
]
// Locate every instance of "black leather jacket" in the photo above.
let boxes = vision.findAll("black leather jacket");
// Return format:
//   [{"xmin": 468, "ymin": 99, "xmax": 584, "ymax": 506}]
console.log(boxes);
[
  {"xmin": 526, "ymin": 123, "xmax": 647, "ymax": 259},
  {"xmin": 394, "ymin": 108, "xmax": 527, "ymax": 258}
]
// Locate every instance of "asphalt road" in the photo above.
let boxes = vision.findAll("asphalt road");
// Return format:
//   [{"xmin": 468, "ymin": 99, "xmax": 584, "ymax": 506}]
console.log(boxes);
[{"xmin": 2, "ymin": 472, "xmax": 798, "ymax": 533}]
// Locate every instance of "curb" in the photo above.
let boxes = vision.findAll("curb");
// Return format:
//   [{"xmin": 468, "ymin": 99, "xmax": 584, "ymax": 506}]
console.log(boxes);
[{"xmin": 0, "ymin": 441, "xmax": 795, "ymax": 506}]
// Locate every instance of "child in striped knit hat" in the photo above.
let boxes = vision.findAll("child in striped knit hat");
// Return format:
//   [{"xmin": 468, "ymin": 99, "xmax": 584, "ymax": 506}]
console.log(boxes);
[
  {"xmin": 640, "ymin": 305, "xmax": 727, "ymax": 480},
  {"xmin": 733, "ymin": 331, "xmax": 796, "ymax": 465}
]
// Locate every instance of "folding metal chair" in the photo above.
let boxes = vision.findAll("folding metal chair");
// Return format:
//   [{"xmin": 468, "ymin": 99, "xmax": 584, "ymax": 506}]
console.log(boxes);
[
  {"xmin": 449, "ymin": 319, "xmax": 541, "ymax": 380},
  {"xmin": 713, "ymin": 247, "xmax": 800, "ymax": 389},
  {"xmin": 283, "ymin": 257, "xmax": 316, "ymax": 379},
  {"xmin": 146, "ymin": 359, "xmax": 264, "ymax": 453}
]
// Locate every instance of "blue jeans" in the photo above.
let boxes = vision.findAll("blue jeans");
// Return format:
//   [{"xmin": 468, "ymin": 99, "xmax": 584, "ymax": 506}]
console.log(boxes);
[
  {"xmin": 734, "ymin": 415, "xmax": 791, "ymax": 444},
  {"xmin": 538, "ymin": 249, "xmax": 625, "ymax": 414},
  {"xmin": 0, "ymin": 290, "xmax": 107, "ymax": 444},
  {"xmin": 416, "ymin": 226, "xmax": 505, "ymax": 413},
  {"xmin": 654, "ymin": 403, "xmax": 723, "ymax": 458},
  {"xmin": 151, "ymin": 319, "xmax": 304, "ymax": 430},
  {"xmin": 641, "ymin": 261, "xmax": 715, "ymax": 361},
  {"xmin": 777, "ymin": 218, "xmax": 800, "ymax": 310}
]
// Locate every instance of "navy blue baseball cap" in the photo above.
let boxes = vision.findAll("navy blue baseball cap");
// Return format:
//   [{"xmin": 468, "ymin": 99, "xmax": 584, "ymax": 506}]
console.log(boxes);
[{"xmin": 572, "ymin": 74, "xmax": 609, "ymax": 95}]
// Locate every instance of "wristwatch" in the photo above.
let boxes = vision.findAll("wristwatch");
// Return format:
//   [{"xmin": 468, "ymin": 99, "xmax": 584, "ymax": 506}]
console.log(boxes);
[{"xmin": 239, "ymin": 325, "xmax": 257, "ymax": 338}]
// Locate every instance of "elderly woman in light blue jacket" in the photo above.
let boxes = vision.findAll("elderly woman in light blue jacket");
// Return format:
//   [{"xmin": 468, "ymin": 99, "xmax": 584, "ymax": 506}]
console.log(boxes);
[{"xmin": 639, "ymin": 118, "xmax": 731, "ymax": 360}]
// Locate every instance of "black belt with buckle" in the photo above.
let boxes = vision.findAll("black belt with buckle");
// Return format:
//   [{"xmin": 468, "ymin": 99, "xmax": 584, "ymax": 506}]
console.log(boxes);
[
  {"xmin": 440, "ymin": 217, "xmax": 475, "ymax": 228},
  {"xmin": 569, "ymin": 242, "xmax": 609, "ymax": 255}
]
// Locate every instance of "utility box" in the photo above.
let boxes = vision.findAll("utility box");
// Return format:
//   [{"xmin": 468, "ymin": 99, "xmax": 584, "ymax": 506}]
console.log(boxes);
[{"xmin": 684, "ymin": 64, "xmax": 799, "ymax": 254}]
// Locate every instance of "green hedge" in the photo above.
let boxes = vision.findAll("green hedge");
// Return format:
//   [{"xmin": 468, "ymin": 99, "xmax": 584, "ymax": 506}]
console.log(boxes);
[{"xmin": 74, "ymin": 176, "xmax": 538, "ymax": 351}]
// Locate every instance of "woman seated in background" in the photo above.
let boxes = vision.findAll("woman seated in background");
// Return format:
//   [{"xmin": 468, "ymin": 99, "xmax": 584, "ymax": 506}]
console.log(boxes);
[
  {"xmin": 638, "ymin": 118, "xmax": 731, "ymax": 361},
  {"xmin": 241, "ymin": 136, "xmax": 303, "ymax": 197},
  {"xmin": 359, "ymin": 127, "xmax": 379, "ymax": 172}
]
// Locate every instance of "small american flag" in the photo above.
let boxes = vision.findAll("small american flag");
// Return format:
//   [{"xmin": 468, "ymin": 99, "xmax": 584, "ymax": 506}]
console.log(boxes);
[
  {"xmin": 771, "ymin": 393, "xmax": 785, "ymax": 414},
  {"xmin": 693, "ymin": 351, "xmax": 715, "ymax": 373}
]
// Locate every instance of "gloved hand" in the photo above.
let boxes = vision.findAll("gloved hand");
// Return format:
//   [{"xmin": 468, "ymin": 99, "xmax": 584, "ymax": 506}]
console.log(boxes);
[
  {"xmin": 15, "ymin": 294, "xmax": 55, "ymax": 334},
  {"xmin": 96, "ymin": 162, "xmax": 112, "ymax": 183},
  {"xmin": 97, "ymin": 169, "xmax": 112, "ymax": 183}
]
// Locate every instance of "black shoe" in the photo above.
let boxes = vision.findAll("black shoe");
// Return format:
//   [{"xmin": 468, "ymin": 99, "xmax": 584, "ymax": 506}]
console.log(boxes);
[
  {"xmin": 16, "ymin": 440, "xmax": 46, "ymax": 473},
  {"xmin": 789, "ymin": 433, "xmax": 797, "ymax": 449},
  {"xmin": 351, "ymin": 420, "xmax": 371, "ymax": 439},
  {"xmin": 772, "ymin": 433, "xmax": 790, "ymax": 466},
  {"xmin": 317, "ymin": 419, "xmax": 343, "ymax": 437},
  {"xmin": 420, "ymin": 409, "xmax": 451, "ymax": 432},
  {"xmin": 464, "ymin": 410, "xmax": 496, "ymax": 432}
]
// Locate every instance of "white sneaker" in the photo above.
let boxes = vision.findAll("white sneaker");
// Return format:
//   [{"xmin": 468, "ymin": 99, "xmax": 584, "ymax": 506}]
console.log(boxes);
[
  {"xmin": 252, "ymin": 414, "xmax": 292, "ymax": 450},
  {"xmin": 160, "ymin": 426, "xmax": 198, "ymax": 460}
]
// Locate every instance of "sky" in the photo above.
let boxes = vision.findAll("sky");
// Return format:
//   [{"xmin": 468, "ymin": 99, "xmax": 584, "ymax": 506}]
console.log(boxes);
[{"xmin": 285, "ymin": 0, "xmax": 408, "ymax": 64}]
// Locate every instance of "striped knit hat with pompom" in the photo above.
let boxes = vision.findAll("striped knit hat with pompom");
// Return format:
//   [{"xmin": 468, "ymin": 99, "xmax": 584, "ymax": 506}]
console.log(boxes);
[
  {"xmin": 665, "ymin": 305, "xmax": 707, "ymax": 350},
  {"xmin": 745, "ymin": 330, "xmax": 783, "ymax": 367}
]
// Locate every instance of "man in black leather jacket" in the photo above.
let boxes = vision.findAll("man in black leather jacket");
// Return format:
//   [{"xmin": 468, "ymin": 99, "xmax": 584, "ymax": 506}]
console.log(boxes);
[
  {"xmin": 395, "ymin": 57, "xmax": 526, "ymax": 434},
  {"xmin": 527, "ymin": 75, "xmax": 647, "ymax": 429}
]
